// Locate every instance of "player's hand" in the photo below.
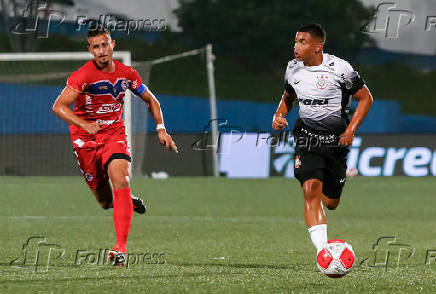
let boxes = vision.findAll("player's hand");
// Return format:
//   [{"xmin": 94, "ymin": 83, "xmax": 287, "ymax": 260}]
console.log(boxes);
[
  {"xmin": 81, "ymin": 121, "xmax": 101, "ymax": 135},
  {"xmin": 272, "ymin": 113, "xmax": 288, "ymax": 130},
  {"xmin": 158, "ymin": 130, "xmax": 178, "ymax": 153},
  {"xmin": 339, "ymin": 130, "xmax": 354, "ymax": 146}
]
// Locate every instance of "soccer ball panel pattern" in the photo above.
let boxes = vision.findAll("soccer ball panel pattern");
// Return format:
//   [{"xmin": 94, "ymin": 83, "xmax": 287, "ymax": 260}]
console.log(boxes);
[{"xmin": 316, "ymin": 239, "xmax": 355, "ymax": 278}]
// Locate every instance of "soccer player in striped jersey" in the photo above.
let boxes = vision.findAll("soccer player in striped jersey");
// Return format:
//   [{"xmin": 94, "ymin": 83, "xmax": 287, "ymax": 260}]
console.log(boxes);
[{"xmin": 272, "ymin": 24, "xmax": 373, "ymax": 255}]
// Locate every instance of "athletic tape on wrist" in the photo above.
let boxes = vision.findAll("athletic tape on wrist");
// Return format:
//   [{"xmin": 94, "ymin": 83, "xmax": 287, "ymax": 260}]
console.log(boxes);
[{"xmin": 156, "ymin": 124, "xmax": 166, "ymax": 131}]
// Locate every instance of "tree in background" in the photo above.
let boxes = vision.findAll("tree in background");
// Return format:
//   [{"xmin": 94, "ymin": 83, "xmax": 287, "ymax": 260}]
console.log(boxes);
[{"xmin": 176, "ymin": 0, "xmax": 373, "ymax": 69}]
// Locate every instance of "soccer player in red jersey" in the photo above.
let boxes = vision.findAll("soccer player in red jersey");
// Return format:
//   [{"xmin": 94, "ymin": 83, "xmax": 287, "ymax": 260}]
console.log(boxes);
[{"xmin": 52, "ymin": 25, "xmax": 178, "ymax": 266}]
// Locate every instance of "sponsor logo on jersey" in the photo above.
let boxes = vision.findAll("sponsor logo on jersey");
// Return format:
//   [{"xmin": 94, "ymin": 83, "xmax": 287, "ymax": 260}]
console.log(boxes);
[
  {"xmin": 298, "ymin": 98, "xmax": 329, "ymax": 105},
  {"xmin": 73, "ymin": 138, "xmax": 85, "ymax": 148},
  {"xmin": 87, "ymin": 78, "xmax": 130, "ymax": 100},
  {"xmin": 316, "ymin": 75, "xmax": 328, "ymax": 90},
  {"xmin": 340, "ymin": 73, "xmax": 354, "ymax": 90},
  {"xmin": 96, "ymin": 103, "xmax": 122, "ymax": 114},
  {"xmin": 85, "ymin": 95, "xmax": 92, "ymax": 113},
  {"xmin": 96, "ymin": 119, "xmax": 118, "ymax": 125}
]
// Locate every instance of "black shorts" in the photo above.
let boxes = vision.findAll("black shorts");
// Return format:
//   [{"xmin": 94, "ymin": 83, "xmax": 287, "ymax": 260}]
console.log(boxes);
[{"xmin": 293, "ymin": 120, "xmax": 349, "ymax": 199}]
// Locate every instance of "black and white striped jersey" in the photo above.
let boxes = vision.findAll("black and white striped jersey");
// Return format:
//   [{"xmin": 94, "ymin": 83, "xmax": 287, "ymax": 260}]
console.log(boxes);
[{"xmin": 284, "ymin": 53, "xmax": 365, "ymax": 133}]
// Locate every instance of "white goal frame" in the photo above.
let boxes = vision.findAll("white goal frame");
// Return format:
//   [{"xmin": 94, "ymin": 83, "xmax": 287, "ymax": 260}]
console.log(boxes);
[{"xmin": 0, "ymin": 46, "xmax": 219, "ymax": 177}]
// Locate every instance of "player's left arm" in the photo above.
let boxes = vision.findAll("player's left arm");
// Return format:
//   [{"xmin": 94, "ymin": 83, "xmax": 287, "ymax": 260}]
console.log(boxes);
[
  {"xmin": 139, "ymin": 89, "xmax": 178, "ymax": 153},
  {"xmin": 339, "ymin": 85, "xmax": 373, "ymax": 146}
]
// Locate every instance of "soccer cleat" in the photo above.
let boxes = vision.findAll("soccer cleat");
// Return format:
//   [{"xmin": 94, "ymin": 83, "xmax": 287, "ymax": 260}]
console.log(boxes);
[
  {"xmin": 108, "ymin": 249, "xmax": 126, "ymax": 267},
  {"xmin": 131, "ymin": 194, "xmax": 146, "ymax": 214}
]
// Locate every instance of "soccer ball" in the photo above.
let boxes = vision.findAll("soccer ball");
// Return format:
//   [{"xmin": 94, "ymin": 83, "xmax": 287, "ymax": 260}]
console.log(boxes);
[{"xmin": 316, "ymin": 239, "xmax": 355, "ymax": 278}]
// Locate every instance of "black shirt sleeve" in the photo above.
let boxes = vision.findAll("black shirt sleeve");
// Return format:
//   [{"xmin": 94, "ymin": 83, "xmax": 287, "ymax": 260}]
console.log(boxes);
[
  {"xmin": 341, "ymin": 71, "xmax": 365, "ymax": 96},
  {"xmin": 285, "ymin": 80, "xmax": 295, "ymax": 94}
]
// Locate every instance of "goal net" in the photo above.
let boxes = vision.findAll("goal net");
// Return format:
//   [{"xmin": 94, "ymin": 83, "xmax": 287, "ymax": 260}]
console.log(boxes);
[{"xmin": 0, "ymin": 48, "xmax": 218, "ymax": 176}]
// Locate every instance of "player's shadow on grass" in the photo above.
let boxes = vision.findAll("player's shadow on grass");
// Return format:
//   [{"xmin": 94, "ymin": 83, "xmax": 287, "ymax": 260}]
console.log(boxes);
[{"xmin": 174, "ymin": 262, "xmax": 292, "ymax": 270}]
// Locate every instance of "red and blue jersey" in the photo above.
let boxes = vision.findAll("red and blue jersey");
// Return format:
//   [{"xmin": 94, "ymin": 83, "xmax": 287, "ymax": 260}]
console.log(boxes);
[{"xmin": 67, "ymin": 59, "xmax": 147, "ymax": 128}]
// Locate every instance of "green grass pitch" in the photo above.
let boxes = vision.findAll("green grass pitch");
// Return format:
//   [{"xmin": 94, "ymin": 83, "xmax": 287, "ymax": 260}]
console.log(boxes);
[{"xmin": 0, "ymin": 176, "xmax": 435, "ymax": 293}]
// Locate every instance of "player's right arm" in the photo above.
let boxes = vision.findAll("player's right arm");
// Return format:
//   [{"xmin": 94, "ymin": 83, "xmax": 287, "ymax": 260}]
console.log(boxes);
[
  {"xmin": 272, "ymin": 90, "xmax": 297, "ymax": 130},
  {"xmin": 52, "ymin": 86, "xmax": 101, "ymax": 135}
]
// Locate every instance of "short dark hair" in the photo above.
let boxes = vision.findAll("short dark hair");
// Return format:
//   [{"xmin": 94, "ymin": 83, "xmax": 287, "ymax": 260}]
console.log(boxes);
[
  {"xmin": 298, "ymin": 23, "xmax": 326, "ymax": 43},
  {"xmin": 87, "ymin": 24, "xmax": 111, "ymax": 38}
]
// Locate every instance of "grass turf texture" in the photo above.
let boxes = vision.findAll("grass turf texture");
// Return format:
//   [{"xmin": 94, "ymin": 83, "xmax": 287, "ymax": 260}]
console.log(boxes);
[{"xmin": 0, "ymin": 177, "xmax": 435, "ymax": 293}]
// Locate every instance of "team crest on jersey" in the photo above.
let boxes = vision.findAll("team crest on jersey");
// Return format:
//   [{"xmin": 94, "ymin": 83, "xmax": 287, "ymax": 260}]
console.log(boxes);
[
  {"xmin": 85, "ymin": 173, "xmax": 94, "ymax": 182},
  {"xmin": 315, "ymin": 75, "xmax": 328, "ymax": 90},
  {"xmin": 294, "ymin": 156, "xmax": 302, "ymax": 169},
  {"xmin": 121, "ymin": 80, "xmax": 129, "ymax": 91}
]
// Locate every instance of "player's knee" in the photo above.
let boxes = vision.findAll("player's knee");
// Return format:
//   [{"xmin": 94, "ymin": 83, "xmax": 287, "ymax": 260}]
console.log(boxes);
[
  {"xmin": 325, "ymin": 202, "xmax": 339, "ymax": 210},
  {"xmin": 302, "ymin": 180, "xmax": 322, "ymax": 201},
  {"xmin": 323, "ymin": 198, "xmax": 340, "ymax": 210},
  {"xmin": 111, "ymin": 176, "xmax": 130, "ymax": 190}
]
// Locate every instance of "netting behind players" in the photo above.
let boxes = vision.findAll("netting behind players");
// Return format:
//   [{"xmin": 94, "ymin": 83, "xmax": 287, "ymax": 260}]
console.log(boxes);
[
  {"xmin": 0, "ymin": 52, "xmax": 132, "ymax": 176},
  {"xmin": 0, "ymin": 48, "xmax": 215, "ymax": 176},
  {"xmin": 0, "ymin": 59, "xmax": 86, "ymax": 175},
  {"xmin": 130, "ymin": 49, "xmax": 206, "ymax": 175}
]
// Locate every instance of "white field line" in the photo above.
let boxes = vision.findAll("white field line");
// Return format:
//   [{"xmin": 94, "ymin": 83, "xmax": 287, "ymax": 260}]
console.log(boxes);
[{"xmin": 0, "ymin": 215, "xmax": 299, "ymax": 223}]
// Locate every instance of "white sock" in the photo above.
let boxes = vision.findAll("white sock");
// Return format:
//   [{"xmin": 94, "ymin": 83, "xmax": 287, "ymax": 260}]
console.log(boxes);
[{"xmin": 308, "ymin": 224, "xmax": 328, "ymax": 253}]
